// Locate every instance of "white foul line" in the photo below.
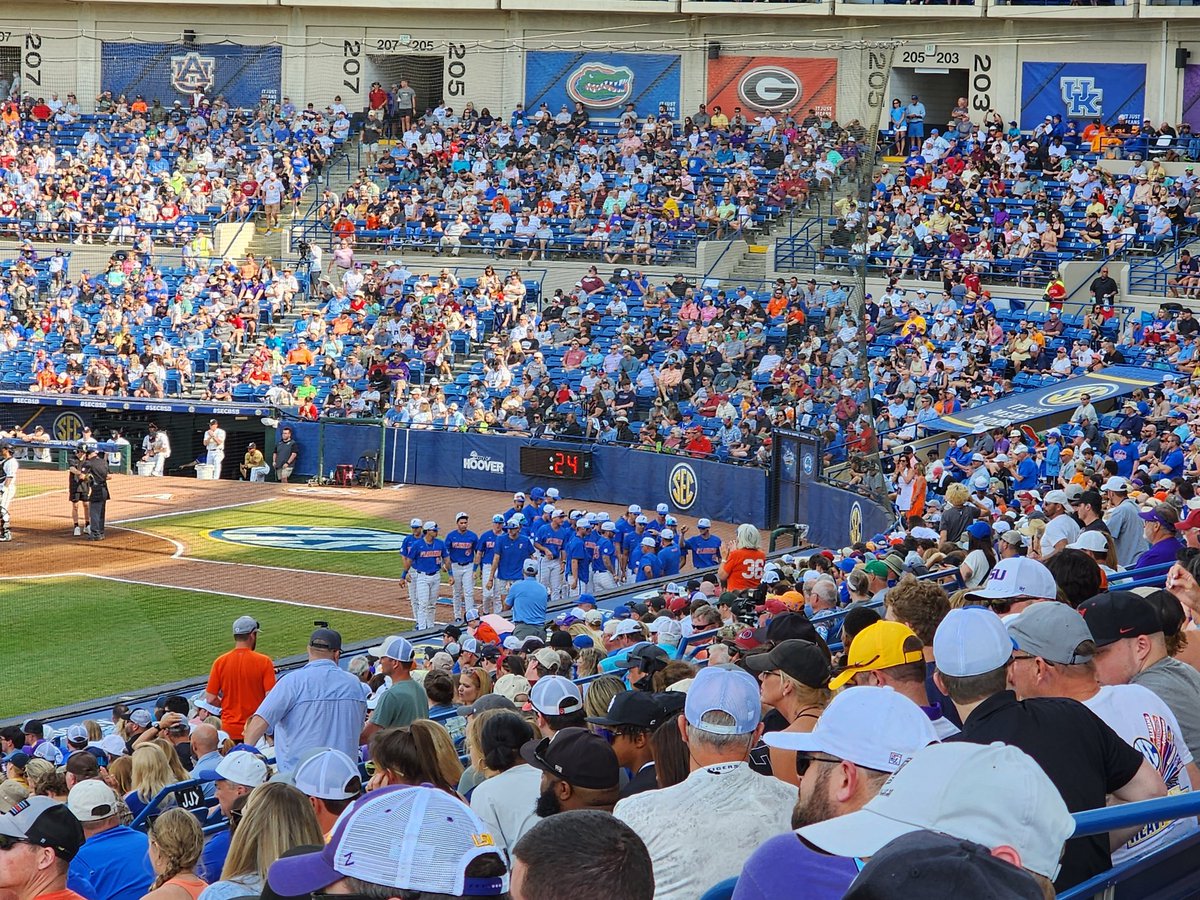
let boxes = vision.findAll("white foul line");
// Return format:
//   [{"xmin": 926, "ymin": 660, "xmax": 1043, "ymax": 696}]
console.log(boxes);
[{"xmin": 0, "ymin": 572, "xmax": 411, "ymax": 621}]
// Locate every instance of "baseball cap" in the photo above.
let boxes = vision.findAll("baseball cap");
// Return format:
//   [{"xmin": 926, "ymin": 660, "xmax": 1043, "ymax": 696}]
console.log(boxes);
[
  {"xmin": 1079, "ymin": 591, "xmax": 1164, "ymax": 646},
  {"xmin": 293, "ymin": 749, "xmax": 362, "ymax": 801},
  {"xmin": 65, "ymin": 725, "xmax": 88, "ymax": 747},
  {"xmin": 933, "ymin": 608, "xmax": 1014, "ymax": 677},
  {"xmin": 828, "ymin": 622, "xmax": 925, "ymax": 690},
  {"xmin": 522, "ymin": 558, "xmax": 538, "ymax": 575},
  {"xmin": 656, "ymin": 503, "xmax": 670, "ymax": 514},
  {"xmin": 410, "ymin": 517, "xmax": 423, "ymax": 528},
  {"xmin": 587, "ymin": 691, "xmax": 685, "ymax": 728},
  {"xmin": 965, "ymin": 521, "xmax": 993, "ymax": 540},
  {"xmin": 684, "ymin": 666, "xmax": 761, "ymax": 735},
  {"xmin": 520, "ymin": 727, "xmax": 619, "ymax": 790},
  {"xmin": 844, "ymin": 830, "xmax": 1046, "ymax": 899},
  {"xmin": 129, "ymin": 709, "xmax": 154, "ymax": 728},
  {"xmin": 799, "ymin": 742, "xmax": 1074, "ymax": 880},
  {"xmin": 422, "ymin": 520, "xmax": 438, "ymax": 531},
  {"xmin": 1140, "ymin": 503, "xmax": 1180, "ymax": 529},
  {"xmin": 514, "ymin": 491, "xmax": 526, "ymax": 501},
  {"xmin": 455, "ymin": 511, "xmax": 469, "ymax": 521},
  {"xmin": 1043, "ymin": 489, "xmax": 1069, "ymax": 506},
  {"xmin": 460, "ymin": 694, "xmax": 518, "ymax": 718},
  {"xmin": 267, "ymin": 785, "xmax": 506, "ymax": 896},
  {"xmin": 1067, "ymin": 531, "xmax": 1109, "ymax": 553},
  {"xmin": 764, "ymin": 687, "xmax": 936, "ymax": 773},
  {"xmin": 611, "ymin": 619, "xmax": 643, "ymax": 638},
  {"xmin": 369, "ymin": 635, "xmax": 414, "ymax": 663},
  {"xmin": 966, "ymin": 557, "xmax": 1057, "ymax": 602},
  {"xmin": 309, "ymin": 628, "xmax": 342, "ymax": 651},
  {"xmin": 1006, "ymin": 602, "xmax": 1094, "ymax": 665},
  {"xmin": 697, "ymin": 518, "xmax": 712, "ymax": 528},
  {"xmin": 1102, "ymin": 476, "xmax": 1131, "ymax": 493},
  {"xmin": 615, "ymin": 643, "xmax": 669, "ymax": 671},
  {"xmin": 506, "ymin": 518, "xmax": 522, "ymax": 528},
  {"xmin": 215, "ymin": 750, "xmax": 269, "ymax": 788},
  {"xmin": 67, "ymin": 780, "xmax": 118, "ymax": 822},
  {"xmin": 0, "ymin": 796, "xmax": 85, "ymax": 861},
  {"xmin": 529, "ymin": 676, "xmax": 583, "ymax": 716},
  {"xmin": 492, "ymin": 514, "xmax": 505, "ymax": 524},
  {"xmin": 743, "ymin": 640, "xmax": 832, "ymax": 688},
  {"xmin": 233, "ymin": 616, "xmax": 260, "ymax": 636},
  {"xmin": 628, "ymin": 504, "xmax": 641, "ymax": 514},
  {"xmin": 863, "ymin": 560, "xmax": 891, "ymax": 579}
]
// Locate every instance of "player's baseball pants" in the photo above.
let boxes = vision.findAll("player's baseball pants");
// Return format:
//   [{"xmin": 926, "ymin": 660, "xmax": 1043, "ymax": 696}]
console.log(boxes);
[
  {"xmin": 151, "ymin": 455, "xmax": 165, "ymax": 476},
  {"xmin": 206, "ymin": 449, "xmax": 225, "ymax": 478},
  {"xmin": 538, "ymin": 557, "xmax": 565, "ymax": 604},
  {"xmin": 249, "ymin": 464, "xmax": 271, "ymax": 482},
  {"xmin": 411, "ymin": 571, "xmax": 441, "ymax": 630},
  {"xmin": 0, "ymin": 487, "xmax": 12, "ymax": 535},
  {"xmin": 592, "ymin": 571, "xmax": 617, "ymax": 593},
  {"xmin": 480, "ymin": 564, "xmax": 497, "ymax": 613},
  {"xmin": 493, "ymin": 579, "xmax": 514, "ymax": 614},
  {"xmin": 450, "ymin": 562, "xmax": 475, "ymax": 619}
]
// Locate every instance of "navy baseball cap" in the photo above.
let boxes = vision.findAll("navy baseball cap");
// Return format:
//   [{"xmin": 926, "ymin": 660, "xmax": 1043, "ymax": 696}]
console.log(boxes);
[{"xmin": 309, "ymin": 628, "xmax": 342, "ymax": 651}]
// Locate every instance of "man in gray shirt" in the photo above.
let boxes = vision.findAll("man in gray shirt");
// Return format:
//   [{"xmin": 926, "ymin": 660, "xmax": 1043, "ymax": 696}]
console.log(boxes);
[
  {"xmin": 1103, "ymin": 478, "xmax": 1148, "ymax": 569},
  {"xmin": 1083, "ymin": 591, "xmax": 1200, "ymax": 761}
]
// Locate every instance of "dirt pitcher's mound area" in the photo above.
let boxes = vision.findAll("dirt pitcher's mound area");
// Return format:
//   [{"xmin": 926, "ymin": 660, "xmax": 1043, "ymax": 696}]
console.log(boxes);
[{"xmin": 3, "ymin": 472, "xmax": 737, "ymax": 621}]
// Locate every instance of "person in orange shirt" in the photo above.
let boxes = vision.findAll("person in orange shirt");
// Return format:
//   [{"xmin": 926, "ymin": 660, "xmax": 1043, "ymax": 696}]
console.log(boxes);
[
  {"xmin": 286, "ymin": 344, "xmax": 314, "ymax": 366},
  {"xmin": 204, "ymin": 616, "xmax": 276, "ymax": 741},
  {"xmin": 131, "ymin": 96, "xmax": 148, "ymax": 115},
  {"xmin": 719, "ymin": 523, "xmax": 767, "ymax": 591},
  {"xmin": 767, "ymin": 292, "xmax": 787, "ymax": 318},
  {"xmin": 36, "ymin": 363, "xmax": 58, "ymax": 392}
]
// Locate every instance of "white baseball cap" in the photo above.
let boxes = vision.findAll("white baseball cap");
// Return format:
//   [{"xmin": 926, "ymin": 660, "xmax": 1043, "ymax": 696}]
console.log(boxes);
[
  {"xmin": 1102, "ymin": 476, "xmax": 1131, "ymax": 493},
  {"xmin": 656, "ymin": 503, "xmax": 670, "ymax": 514},
  {"xmin": 266, "ymin": 785, "xmax": 501, "ymax": 897},
  {"xmin": 966, "ymin": 557, "xmax": 1057, "ymax": 602},
  {"xmin": 628, "ymin": 504, "xmax": 642, "ymax": 514},
  {"xmin": 612, "ymin": 620, "xmax": 643, "ymax": 637},
  {"xmin": 797, "ymin": 742, "xmax": 1074, "ymax": 880},
  {"xmin": 67, "ymin": 780, "xmax": 119, "ymax": 822},
  {"xmin": 1068, "ymin": 531, "xmax": 1110, "ymax": 553},
  {"xmin": 641, "ymin": 536, "xmax": 657, "ymax": 547},
  {"xmin": 764, "ymin": 687, "xmax": 937, "ymax": 773},
  {"xmin": 529, "ymin": 675, "xmax": 583, "ymax": 716},
  {"xmin": 1043, "ymin": 490, "xmax": 1070, "ymax": 506},
  {"xmin": 933, "ymin": 608, "xmax": 1014, "ymax": 677},
  {"xmin": 660, "ymin": 529, "xmax": 674, "ymax": 540},
  {"xmin": 601, "ymin": 522, "xmax": 616, "ymax": 532},
  {"xmin": 649, "ymin": 617, "xmax": 682, "ymax": 641},
  {"xmin": 215, "ymin": 750, "xmax": 269, "ymax": 788},
  {"xmin": 409, "ymin": 517, "xmax": 423, "ymax": 528},
  {"xmin": 522, "ymin": 558, "xmax": 538, "ymax": 574},
  {"xmin": 697, "ymin": 518, "xmax": 712, "ymax": 528},
  {"xmin": 514, "ymin": 492, "xmax": 526, "ymax": 501},
  {"xmin": 545, "ymin": 488, "xmax": 560, "ymax": 500},
  {"xmin": 665, "ymin": 582, "xmax": 684, "ymax": 595},
  {"xmin": 369, "ymin": 636, "xmax": 415, "ymax": 663},
  {"xmin": 293, "ymin": 749, "xmax": 362, "ymax": 801},
  {"xmin": 455, "ymin": 511, "xmax": 469, "ymax": 521},
  {"xmin": 422, "ymin": 520, "xmax": 438, "ymax": 531}
]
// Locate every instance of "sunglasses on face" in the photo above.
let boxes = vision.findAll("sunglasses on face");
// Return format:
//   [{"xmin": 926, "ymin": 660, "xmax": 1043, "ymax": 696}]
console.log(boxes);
[{"xmin": 795, "ymin": 751, "xmax": 842, "ymax": 779}]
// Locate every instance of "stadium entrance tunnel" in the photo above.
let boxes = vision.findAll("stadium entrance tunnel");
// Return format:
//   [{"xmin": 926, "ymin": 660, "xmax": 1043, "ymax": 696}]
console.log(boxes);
[
  {"xmin": 886, "ymin": 66, "xmax": 969, "ymax": 135},
  {"xmin": 366, "ymin": 55, "xmax": 445, "ymax": 113}
]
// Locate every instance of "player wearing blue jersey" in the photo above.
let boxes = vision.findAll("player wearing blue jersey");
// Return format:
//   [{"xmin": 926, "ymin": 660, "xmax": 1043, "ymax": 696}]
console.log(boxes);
[
  {"xmin": 646, "ymin": 502, "xmax": 670, "ymax": 534},
  {"xmin": 446, "ymin": 512, "xmax": 479, "ymax": 622},
  {"xmin": 565, "ymin": 518, "xmax": 595, "ymax": 601},
  {"xmin": 533, "ymin": 507, "xmax": 570, "ymax": 604},
  {"xmin": 657, "ymin": 528, "xmax": 682, "ymax": 577},
  {"xmin": 476, "ymin": 514, "xmax": 506, "ymax": 615},
  {"xmin": 397, "ymin": 517, "xmax": 424, "ymax": 600},
  {"xmin": 614, "ymin": 504, "xmax": 640, "ymax": 569},
  {"xmin": 593, "ymin": 521, "xmax": 620, "ymax": 591},
  {"xmin": 487, "ymin": 518, "xmax": 535, "ymax": 606},
  {"xmin": 682, "ymin": 517, "xmax": 723, "ymax": 570},
  {"xmin": 503, "ymin": 491, "xmax": 529, "ymax": 526},
  {"xmin": 406, "ymin": 520, "xmax": 449, "ymax": 630},
  {"xmin": 632, "ymin": 534, "xmax": 663, "ymax": 582},
  {"xmin": 622, "ymin": 515, "xmax": 652, "ymax": 580}
]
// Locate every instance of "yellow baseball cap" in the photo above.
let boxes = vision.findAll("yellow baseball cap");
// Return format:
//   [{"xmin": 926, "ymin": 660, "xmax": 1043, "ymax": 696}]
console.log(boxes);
[{"xmin": 829, "ymin": 621, "xmax": 925, "ymax": 690}]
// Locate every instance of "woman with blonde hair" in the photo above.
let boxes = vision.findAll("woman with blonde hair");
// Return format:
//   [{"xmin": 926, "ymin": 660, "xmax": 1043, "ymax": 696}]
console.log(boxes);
[
  {"xmin": 367, "ymin": 723, "xmax": 463, "ymax": 796},
  {"xmin": 108, "ymin": 755, "xmax": 134, "ymax": 797},
  {"xmin": 198, "ymin": 783, "xmax": 322, "ymax": 900},
  {"xmin": 582, "ymin": 675, "xmax": 626, "ymax": 725},
  {"xmin": 150, "ymin": 738, "xmax": 190, "ymax": 783},
  {"xmin": 456, "ymin": 667, "xmax": 493, "ymax": 707},
  {"xmin": 143, "ymin": 808, "xmax": 208, "ymax": 900},
  {"xmin": 126, "ymin": 744, "xmax": 175, "ymax": 817}
]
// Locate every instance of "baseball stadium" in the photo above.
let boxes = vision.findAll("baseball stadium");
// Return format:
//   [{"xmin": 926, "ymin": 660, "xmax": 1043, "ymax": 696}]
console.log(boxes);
[{"xmin": 0, "ymin": 0, "xmax": 1200, "ymax": 895}]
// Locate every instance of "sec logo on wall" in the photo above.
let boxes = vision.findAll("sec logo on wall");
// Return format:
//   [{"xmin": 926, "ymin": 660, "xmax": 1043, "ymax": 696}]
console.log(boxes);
[
  {"xmin": 208, "ymin": 525, "xmax": 407, "ymax": 552},
  {"xmin": 669, "ymin": 462, "xmax": 698, "ymax": 511}
]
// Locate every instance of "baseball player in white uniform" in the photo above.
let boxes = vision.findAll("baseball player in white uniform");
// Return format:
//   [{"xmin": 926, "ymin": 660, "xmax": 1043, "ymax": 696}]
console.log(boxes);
[
  {"xmin": 406, "ymin": 520, "xmax": 449, "ymax": 630},
  {"xmin": 203, "ymin": 418, "xmax": 226, "ymax": 478},
  {"xmin": 0, "ymin": 443, "xmax": 17, "ymax": 541}
]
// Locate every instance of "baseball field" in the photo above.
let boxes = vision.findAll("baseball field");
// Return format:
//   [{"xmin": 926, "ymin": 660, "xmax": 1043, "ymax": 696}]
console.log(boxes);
[{"xmin": 0, "ymin": 469, "xmax": 732, "ymax": 720}]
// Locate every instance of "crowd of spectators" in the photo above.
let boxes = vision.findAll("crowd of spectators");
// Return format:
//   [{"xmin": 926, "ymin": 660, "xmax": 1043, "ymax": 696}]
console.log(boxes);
[
  {"xmin": 10, "ymin": 514, "xmax": 1200, "ymax": 900},
  {"xmin": 306, "ymin": 95, "xmax": 865, "ymax": 263},
  {"xmin": 817, "ymin": 97, "xmax": 1200, "ymax": 291}
]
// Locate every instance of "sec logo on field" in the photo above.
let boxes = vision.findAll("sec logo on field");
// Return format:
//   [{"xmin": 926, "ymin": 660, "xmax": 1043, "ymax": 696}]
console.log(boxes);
[
  {"xmin": 738, "ymin": 67, "xmax": 801, "ymax": 113},
  {"xmin": 208, "ymin": 525, "xmax": 407, "ymax": 552},
  {"xmin": 669, "ymin": 462, "xmax": 698, "ymax": 511}
]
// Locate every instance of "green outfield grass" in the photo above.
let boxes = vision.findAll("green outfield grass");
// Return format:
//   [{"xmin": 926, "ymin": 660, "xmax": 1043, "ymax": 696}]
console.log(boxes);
[
  {"xmin": 138, "ymin": 499, "xmax": 407, "ymax": 577},
  {"xmin": 0, "ymin": 576, "xmax": 406, "ymax": 718}
]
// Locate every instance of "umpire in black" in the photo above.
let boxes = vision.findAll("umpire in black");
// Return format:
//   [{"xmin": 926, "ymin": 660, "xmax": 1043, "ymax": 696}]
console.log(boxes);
[{"xmin": 80, "ymin": 441, "xmax": 110, "ymax": 540}]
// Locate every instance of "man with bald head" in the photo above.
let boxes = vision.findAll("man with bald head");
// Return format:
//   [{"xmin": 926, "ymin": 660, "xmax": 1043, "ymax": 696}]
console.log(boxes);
[{"xmin": 190, "ymin": 724, "xmax": 222, "ymax": 800}]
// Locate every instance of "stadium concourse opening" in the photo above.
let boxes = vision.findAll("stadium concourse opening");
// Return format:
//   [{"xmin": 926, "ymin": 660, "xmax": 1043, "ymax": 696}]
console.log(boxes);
[
  {"xmin": 886, "ymin": 65, "xmax": 969, "ymax": 131},
  {"xmin": 365, "ymin": 55, "xmax": 444, "ymax": 113}
]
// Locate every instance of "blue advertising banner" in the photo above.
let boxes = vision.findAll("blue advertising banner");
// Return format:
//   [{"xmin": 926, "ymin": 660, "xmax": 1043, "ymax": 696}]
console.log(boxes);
[
  {"xmin": 286, "ymin": 425, "xmax": 768, "ymax": 526},
  {"xmin": 928, "ymin": 366, "xmax": 1169, "ymax": 434},
  {"xmin": 100, "ymin": 42, "xmax": 282, "ymax": 109},
  {"xmin": 1020, "ymin": 62, "xmax": 1146, "ymax": 130},
  {"xmin": 524, "ymin": 52, "xmax": 680, "ymax": 120}
]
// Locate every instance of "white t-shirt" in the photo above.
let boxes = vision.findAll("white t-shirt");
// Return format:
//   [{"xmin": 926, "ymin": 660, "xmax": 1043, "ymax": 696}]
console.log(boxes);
[
  {"xmin": 614, "ymin": 761, "xmax": 795, "ymax": 900},
  {"xmin": 469, "ymin": 763, "xmax": 541, "ymax": 864},
  {"xmin": 1083, "ymin": 683, "xmax": 1197, "ymax": 863},
  {"xmin": 962, "ymin": 549, "xmax": 992, "ymax": 589},
  {"xmin": 1041, "ymin": 514, "xmax": 1081, "ymax": 554}
]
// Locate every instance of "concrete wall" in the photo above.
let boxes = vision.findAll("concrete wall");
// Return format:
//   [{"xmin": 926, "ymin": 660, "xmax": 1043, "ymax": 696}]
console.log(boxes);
[{"xmin": 8, "ymin": 5, "xmax": 1200, "ymax": 129}]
